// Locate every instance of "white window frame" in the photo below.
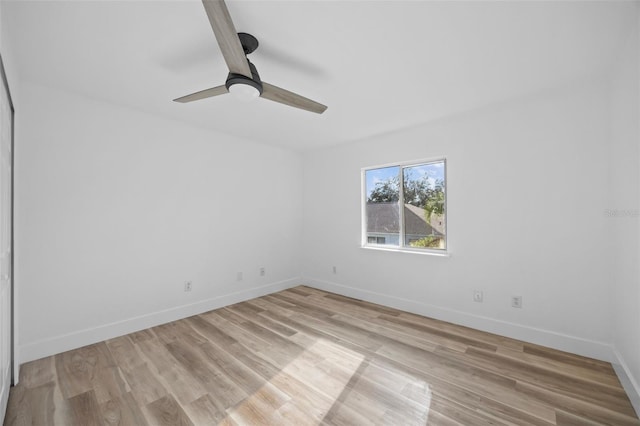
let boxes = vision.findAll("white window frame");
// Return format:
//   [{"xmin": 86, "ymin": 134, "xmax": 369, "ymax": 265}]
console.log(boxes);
[{"xmin": 361, "ymin": 157, "xmax": 448, "ymax": 256}]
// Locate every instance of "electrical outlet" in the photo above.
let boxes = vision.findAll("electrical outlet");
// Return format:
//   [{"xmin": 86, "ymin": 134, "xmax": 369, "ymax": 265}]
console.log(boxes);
[
  {"xmin": 184, "ymin": 281, "xmax": 192, "ymax": 292},
  {"xmin": 512, "ymin": 296, "xmax": 522, "ymax": 308},
  {"xmin": 237, "ymin": 272, "xmax": 243, "ymax": 281},
  {"xmin": 260, "ymin": 267, "xmax": 265, "ymax": 277},
  {"xmin": 332, "ymin": 266, "xmax": 337, "ymax": 274},
  {"xmin": 473, "ymin": 290, "xmax": 483, "ymax": 303}
]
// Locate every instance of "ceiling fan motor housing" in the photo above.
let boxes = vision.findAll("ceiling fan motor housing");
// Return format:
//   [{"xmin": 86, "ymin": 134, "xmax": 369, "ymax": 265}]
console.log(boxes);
[{"xmin": 225, "ymin": 60, "xmax": 263, "ymax": 94}]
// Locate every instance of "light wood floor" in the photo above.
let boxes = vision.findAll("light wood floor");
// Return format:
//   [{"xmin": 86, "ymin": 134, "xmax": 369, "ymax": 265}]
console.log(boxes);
[{"xmin": 4, "ymin": 286, "xmax": 639, "ymax": 425}]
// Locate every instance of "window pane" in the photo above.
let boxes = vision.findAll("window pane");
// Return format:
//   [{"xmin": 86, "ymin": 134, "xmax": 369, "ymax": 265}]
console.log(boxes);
[
  {"xmin": 365, "ymin": 166, "xmax": 400, "ymax": 246},
  {"xmin": 402, "ymin": 162, "xmax": 446, "ymax": 250}
]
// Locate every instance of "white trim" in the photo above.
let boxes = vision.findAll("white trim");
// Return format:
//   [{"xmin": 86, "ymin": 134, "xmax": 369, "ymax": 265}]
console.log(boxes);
[
  {"xmin": 398, "ymin": 166, "xmax": 406, "ymax": 247},
  {"xmin": 19, "ymin": 278, "xmax": 301, "ymax": 364},
  {"xmin": 361, "ymin": 245, "xmax": 451, "ymax": 257},
  {"xmin": 361, "ymin": 156, "xmax": 447, "ymax": 172},
  {"xmin": 304, "ymin": 277, "xmax": 615, "ymax": 362},
  {"xmin": 12, "ymin": 345, "xmax": 17, "ymax": 385},
  {"xmin": 612, "ymin": 347, "xmax": 640, "ymax": 417},
  {"xmin": 361, "ymin": 169, "xmax": 367, "ymax": 247}
]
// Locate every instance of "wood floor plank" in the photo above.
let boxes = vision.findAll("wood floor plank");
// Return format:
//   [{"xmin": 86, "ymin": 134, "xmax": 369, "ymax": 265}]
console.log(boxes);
[
  {"xmin": 516, "ymin": 381, "xmax": 640, "ymax": 426},
  {"xmin": 380, "ymin": 313, "xmax": 499, "ymax": 351},
  {"xmin": 284, "ymin": 286, "xmax": 313, "ymax": 297},
  {"xmin": 184, "ymin": 315, "xmax": 238, "ymax": 348},
  {"xmin": 420, "ymin": 408, "xmax": 466, "ymax": 426},
  {"xmin": 199, "ymin": 311, "xmax": 270, "ymax": 353},
  {"xmin": 4, "ymin": 382, "xmax": 61, "ymax": 426},
  {"xmin": 227, "ymin": 300, "xmax": 265, "ymax": 317},
  {"xmin": 265, "ymin": 369, "xmax": 340, "ymax": 423},
  {"xmin": 229, "ymin": 303, "xmax": 299, "ymax": 337},
  {"xmin": 218, "ymin": 307, "xmax": 304, "ymax": 354},
  {"xmin": 275, "ymin": 400, "xmax": 319, "ymax": 425},
  {"xmin": 135, "ymin": 337, "xmax": 208, "ymax": 406},
  {"xmin": 299, "ymin": 292, "xmax": 469, "ymax": 352},
  {"xmin": 183, "ymin": 393, "xmax": 227, "ymax": 425},
  {"xmin": 331, "ymin": 311, "xmax": 444, "ymax": 353},
  {"xmin": 54, "ymin": 342, "xmax": 116, "ymax": 400},
  {"xmin": 67, "ymin": 389, "xmax": 102, "ymax": 426},
  {"xmin": 339, "ymin": 361, "xmax": 432, "ymax": 424},
  {"xmin": 5, "ymin": 286, "xmax": 639, "ymax": 425},
  {"xmin": 523, "ymin": 343, "xmax": 616, "ymax": 375},
  {"xmin": 245, "ymin": 297, "xmax": 295, "ymax": 318},
  {"xmin": 99, "ymin": 392, "xmax": 149, "ymax": 426},
  {"xmin": 165, "ymin": 340, "xmax": 247, "ymax": 408},
  {"xmin": 321, "ymin": 401, "xmax": 378, "ymax": 426},
  {"xmin": 145, "ymin": 394, "xmax": 193, "ymax": 426},
  {"xmin": 128, "ymin": 328, "xmax": 156, "ymax": 344},
  {"xmin": 202, "ymin": 332, "xmax": 340, "ymax": 423},
  {"xmin": 373, "ymin": 352, "xmax": 557, "ymax": 425},
  {"xmin": 495, "ymin": 345, "xmax": 623, "ymax": 388},
  {"xmin": 152, "ymin": 319, "xmax": 207, "ymax": 347},
  {"xmin": 428, "ymin": 391, "xmax": 514, "ymax": 426},
  {"xmin": 462, "ymin": 346, "xmax": 635, "ymax": 415},
  {"xmin": 321, "ymin": 291, "xmax": 402, "ymax": 317},
  {"xmin": 554, "ymin": 409, "xmax": 609, "ymax": 426},
  {"xmin": 288, "ymin": 311, "xmax": 384, "ymax": 352},
  {"xmin": 105, "ymin": 336, "xmax": 145, "ymax": 372},
  {"xmin": 90, "ymin": 366, "xmax": 129, "ymax": 404},
  {"xmin": 197, "ymin": 341, "xmax": 270, "ymax": 396},
  {"xmin": 116, "ymin": 362, "xmax": 168, "ymax": 406},
  {"xmin": 19, "ymin": 356, "xmax": 56, "ymax": 389},
  {"xmin": 396, "ymin": 309, "xmax": 525, "ymax": 351},
  {"xmin": 226, "ymin": 383, "xmax": 290, "ymax": 425}
]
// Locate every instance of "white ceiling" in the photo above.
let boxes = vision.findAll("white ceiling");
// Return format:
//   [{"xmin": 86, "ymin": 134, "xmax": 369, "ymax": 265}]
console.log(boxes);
[{"xmin": 4, "ymin": 0, "xmax": 637, "ymax": 151}]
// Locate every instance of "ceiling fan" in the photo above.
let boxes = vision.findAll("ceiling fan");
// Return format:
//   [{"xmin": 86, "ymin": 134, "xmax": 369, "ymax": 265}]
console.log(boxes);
[{"xmin": 173, "ymin": 0, "xmax": 327, "ymax": 114}]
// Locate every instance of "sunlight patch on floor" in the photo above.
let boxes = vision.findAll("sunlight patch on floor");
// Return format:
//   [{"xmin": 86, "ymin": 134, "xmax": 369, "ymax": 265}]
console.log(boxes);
[{"xmin": 224, "ymin": 337, "xmax": 432, "ymax": 424}]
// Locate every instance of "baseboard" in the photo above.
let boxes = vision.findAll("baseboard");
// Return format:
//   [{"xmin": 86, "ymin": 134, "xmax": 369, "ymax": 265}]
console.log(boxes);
[
  {"xmin": 612, "ymin": 347, "xmax": 640, "ymax": 417},
  {"xmin": 12, "ymin": 348, "xmax": 19, "ymax": 386},
  {"xmin": 304, "ymin": 277, "xmax": 615, "ymax": 363},
  {"xmin": 19, "ymin": 278, "xmax": 301, "ymax": 364}
]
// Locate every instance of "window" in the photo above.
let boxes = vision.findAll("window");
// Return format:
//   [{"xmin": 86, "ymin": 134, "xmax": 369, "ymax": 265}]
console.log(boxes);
[
  {"xmin": 367, "ymin": 236, "xmax": 386, "ymax": 244},
  {"xmin": 363, "ymin": 159, "xmax": 446, "ymax": 252}
]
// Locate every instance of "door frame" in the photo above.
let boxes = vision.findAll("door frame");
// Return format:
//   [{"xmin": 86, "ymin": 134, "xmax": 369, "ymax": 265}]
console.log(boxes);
[{"xmin": 0, "ymin": 52, "xmax": 15, "ymax": 386}]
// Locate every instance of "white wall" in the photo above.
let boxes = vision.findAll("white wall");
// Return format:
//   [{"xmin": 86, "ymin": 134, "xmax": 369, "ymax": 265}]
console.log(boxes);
[
  {"xmin": 16, "ymin": 83, "xmax": 302, "ymax": 362},
  {"xmin": 302, "ymin": 80, "xmax": 614, "ymax": 361},
  {"xmin": 610, "ymin": 3, "xmax": 640, "ymax": 413},
  {"xmin": 0, "ymin": 0, "xmax": 20, "ymax": 106}
]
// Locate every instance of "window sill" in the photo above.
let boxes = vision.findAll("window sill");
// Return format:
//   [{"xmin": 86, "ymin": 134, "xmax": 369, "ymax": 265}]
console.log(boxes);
[{"xmin": 361, "ymin": 245, "xmax": 451, "ymax": 257}]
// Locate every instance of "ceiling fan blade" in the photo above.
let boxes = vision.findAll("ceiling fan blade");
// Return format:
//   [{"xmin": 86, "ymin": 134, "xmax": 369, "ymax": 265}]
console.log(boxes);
[
  {"xmin": 173, "ymin": 85, "xmax": 228, "ymax": 103},
  {"xmin": 201, "ymin": 0, "xmax": 252, "ymax": 78},
  {"xmin": 261, "ymin": 82, "xmax": 327, "ymax": 114}
]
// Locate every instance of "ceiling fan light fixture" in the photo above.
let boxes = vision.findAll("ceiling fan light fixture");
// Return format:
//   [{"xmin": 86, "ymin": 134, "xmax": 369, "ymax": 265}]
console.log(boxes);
[
  {"xmin": 225, "ymin": 60, "xmax": 263, "ymax": 101},
  {"xmin": 227, "ymin": 81, "xmax": 261, "ymax": 101}
]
